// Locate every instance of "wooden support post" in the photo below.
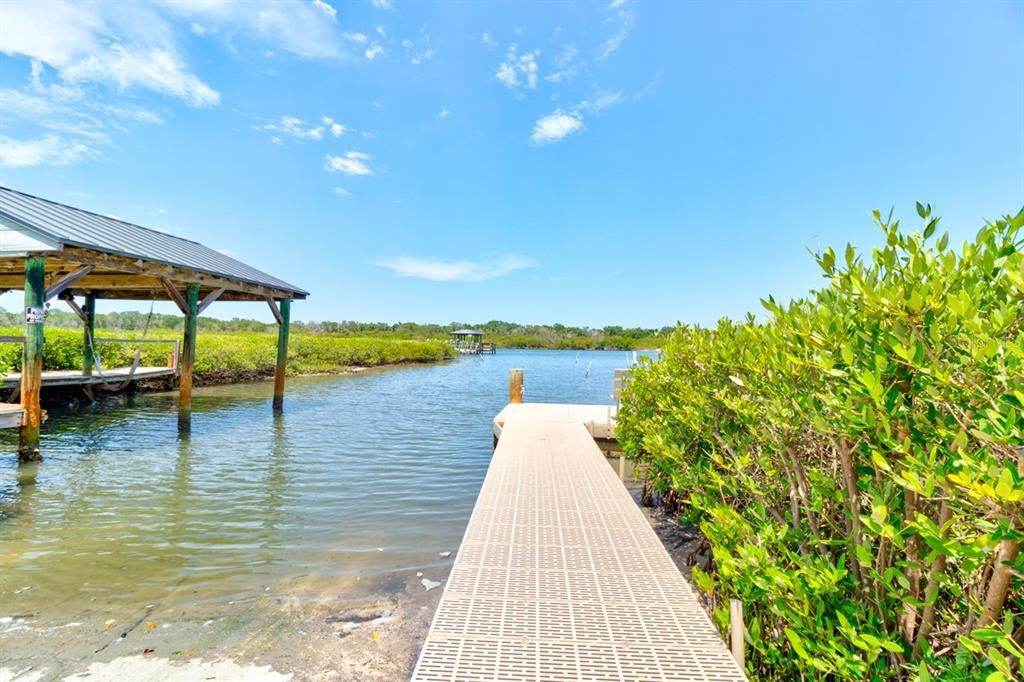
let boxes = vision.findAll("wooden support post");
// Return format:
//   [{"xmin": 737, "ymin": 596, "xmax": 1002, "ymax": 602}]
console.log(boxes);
[
  {"xmin": 82, "ymin": 294, "xmax": 96, "ymax": 376},
  {"xmin": 509, "ymin": 368, "xmax": 523, "ymax": 404},
  {"xmin": 19, "ymin": 257, "xmax": 45, "ymax": 462},
  {"xmin": 730, "ymin": 598, "xmax": 745, "ymax": 670},
  {"xmin": 178, "ymin": 283, "xmax": 199, "ymax": 431},
  {"xmin": 272, "ymin": 299, "xmax": 290, "ymax": 411}
]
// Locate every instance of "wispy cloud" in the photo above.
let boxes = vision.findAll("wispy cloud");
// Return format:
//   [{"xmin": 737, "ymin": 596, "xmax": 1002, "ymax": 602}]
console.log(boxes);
[
  {"xmin": 599, "ymin": 0, "xmax": 635, "ymax": 60},
  {"xmin": 254, "ymin": 115, "xmax": 324, "ymax": 141},
  {"xmin": 322, "ymin": 115, "xmax": 347, "ymax": 137},
  {"xmin": 333, "ymin": 187, "xmax": 353, "ymax": 197},
  {"xmin": 480, "ymin": 32, "xmax": 498, "ymax": 50},
  {"xmin": 402, "ymin": 31, "xmax": 434, "ymax": 65},
  {"xmin": 544, "ymin": 44, "xmax": 580, "ymax": 83},
  {"xmin": 365, "ymin": 43, "xmax": 385, "ymax": 60},
  {"xmin": 530, "ymin": 111, "xmax": 583, "ymax": 145},
  {"xmin": 530, "ymin": 90, "xmax": 623, "ymax": 145},
  {"xmin": 0, "ymin": 134, "xmax": 97, "ymax": 168},
  {"xmin": 325, "ymin": 151, "xmax": 373, "ymax": 176},
  {"xmin": 372, "ymin": 0, "xmax": 393, "ymax": 8},
  {"xmin": 312, "ymin": 0, "xmax": 337, "ymax": 21},
  {"xmin": 377, "ymin": 255, "xmax": 535, "ymax": 282},
  {"xmin": 496, "ymin": 45, "xmax": 540, "ymax": 94}
]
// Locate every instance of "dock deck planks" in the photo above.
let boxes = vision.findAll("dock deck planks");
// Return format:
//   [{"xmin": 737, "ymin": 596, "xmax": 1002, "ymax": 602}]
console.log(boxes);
[
  {"xmin": 2, "ymin": 366, "xmax": 175, "ymax": 389},
  {"xmin": 412, "ymin": 408, "xmax": 746, "ymax": 681}
]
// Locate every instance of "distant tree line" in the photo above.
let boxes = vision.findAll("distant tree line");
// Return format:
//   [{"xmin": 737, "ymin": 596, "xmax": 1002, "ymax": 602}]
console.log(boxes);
[{"xmin": 0, "ymin": 309, "xmax": 668, "ymax": 350}]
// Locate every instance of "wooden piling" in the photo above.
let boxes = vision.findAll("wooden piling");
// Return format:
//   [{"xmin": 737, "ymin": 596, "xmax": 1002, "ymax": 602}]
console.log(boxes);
[
  {"xmin": 82, "ymin": 293, "xmax": 96, "ymax": 376},
  {"xmin": 19, "ymin": 257, "xmax": 45, "ymax": 462},
  {"xmin": 509, "ymin": 368, "xmax": 523, "ymax": 404},
  {"xmin": 730, "ymin": 598, "xmax": 745, "ymax": 670},
  {"xmin": 178, "ymin": 282, "xmax": 199, "ymax": 431},
  {"xmin": 272, "ymin": 299, "xmax": 290, "ymax": 411}
]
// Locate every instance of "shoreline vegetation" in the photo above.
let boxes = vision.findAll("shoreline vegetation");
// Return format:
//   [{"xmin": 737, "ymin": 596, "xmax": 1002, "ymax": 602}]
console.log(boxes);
[
  {"xmin": 0, "ymin": 316, "xmax": 665, "ymax": 386},
  {"xmin": 617, "ymin": 206, "xmax": 1024, "ymax": 680},
  {"xmin": 0, "ymin": 327, "xmax": 457, "ymax": 385}
]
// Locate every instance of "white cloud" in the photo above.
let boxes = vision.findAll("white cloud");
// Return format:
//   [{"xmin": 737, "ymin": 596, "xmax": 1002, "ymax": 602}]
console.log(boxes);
[
  {"xmin": 96, "ymin": 102, "xmax": 164, "ymax": 124},
  {"xmin": 402, "ymin": 34, "xmax": 434, "ymax": 65},
  {"xmin": 0, "ymin": 134, "xmax": 97, "ymax": 168},
  {"xmin": 190, "ymin": 22, "xmax": 207, "ymax": 36},
  {"xmin": 609, "ymin": 0, "xmax": 626, "ymax": 7},
  {"xmin": 375, "ymin": 25, "xmax": 387, "ymax": 38},
  {"xmin": 270, "ymin": 136, "xmax": 283, "ymax": 145},
  {"xmin": 579, "ymin": 91, "xmax": 623, "ymax": 112},
  {"xmin": 324, "ymin": 151, "xmax": 373, "ymax": 176},
  {"xmin": 61, "ymin": 45, "xmax": 220, "ymax": 107},
  {"xmin": 343, "ymin": 32, "xmax": 369, "ymax": 44},
  {"xmin": 545, "ymin": 44, "xmax": 579, "ymax": 83},
  {"xmin": 322, "ymin": 116, "xmax": 347, "ymax": 137},
  {"xmin": 255, "ymin": 115, "xmax": 324, "ymax": 141},
  {"xmin": 365, "ymin": 43, "xmax": 384, "ymax": 60},
  {"xmin": 371, "ymin": 0, "xmax": 393, "ymax": 8},
  {"xmin": 496, "ymin": 45, "xmax": 539, "ymax": 93},
  {"xmin": 311, "ymin": 0, "xmax": 337, "ymax": 20},
  {"xmin": 437, "ymin": 108, "xmax": 450, "ymax": 118},
  {"xmin": 599, "ymin": 2, "xmax": 635, "ymax": 60},
  {"xmin": 0, "ymin": 3, "xmax": 221, "ymax": 106},
  {"xmin": 376, "ymin": 255, "xmax": 534, "ymax": 282},
  {"xmin": 333, "ymin": 187, "xmax": 352, "ymax": 196},
  {"xmin": 480, "ymin": 32, "xmax": 498, "ymax": 50},
  {"xmin": 530, "ymin": 110, "xmax": 583, "ymax": 145}
]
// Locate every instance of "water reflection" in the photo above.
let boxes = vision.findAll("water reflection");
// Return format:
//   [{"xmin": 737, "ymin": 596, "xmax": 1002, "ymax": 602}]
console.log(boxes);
[{"xmin": 0, "ymin": 350, "xmax": 636, "ymax": 625}]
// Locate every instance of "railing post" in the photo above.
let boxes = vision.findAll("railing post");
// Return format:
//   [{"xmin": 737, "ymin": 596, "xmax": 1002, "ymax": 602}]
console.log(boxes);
[
  {"xmin": 19, "ymin": 256, "xmax": 45, "ymax": 462},
  {"xmin": 730, "ymin": 598, "xmax": 745, "ymax": 670},
  {"xmin": 272, "ymin": 299, "xmax": 290, "ymax": 412},
  {"xmin": 178, "ymin": 283, "xmax": 199, "ymax": 432},
  {"xmin": 82, "ymin": 293, "xmax": 96, "ymax": 376},
  {"xmin": 509, "ymin": 368, "xmax": 523, "ymax": 404}
]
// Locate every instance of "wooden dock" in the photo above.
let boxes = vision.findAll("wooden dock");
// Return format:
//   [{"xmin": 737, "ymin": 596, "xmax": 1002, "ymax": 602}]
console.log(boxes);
[
  {"xmin": 412, "ymin": 403, "xmax": 747, "ymax": 681},
  {"xmin": 2, "ymin": 366, "xmax": 176, "ymax": 390}
]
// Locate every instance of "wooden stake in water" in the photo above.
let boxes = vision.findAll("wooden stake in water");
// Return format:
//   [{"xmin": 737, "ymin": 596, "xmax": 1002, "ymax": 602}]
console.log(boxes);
[
  {"xmin": 273, "ymin": 299, "xmax": 291, "ymax": 411},
  {"xmin": 178, "ymin": 282, "xmax": 200, "ymax": 431},
  {"xmin": 19, "ymin": 256, "xmax": 45, "ymax": 462},
  {"xmin": 509, "ymin": 368, "xmax": 523, "ymax": 404}
]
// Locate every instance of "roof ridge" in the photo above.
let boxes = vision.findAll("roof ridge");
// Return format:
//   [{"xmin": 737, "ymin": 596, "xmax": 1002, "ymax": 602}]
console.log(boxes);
[{"xmin": 0, "ymin": 184, "xmax": 205, "ymax": 247}]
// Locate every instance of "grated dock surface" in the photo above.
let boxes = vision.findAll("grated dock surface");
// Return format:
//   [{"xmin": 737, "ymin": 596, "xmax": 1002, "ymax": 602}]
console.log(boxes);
[{"xmin": 412, "ymin": 414, "xmax": 746, "ymax": 681}]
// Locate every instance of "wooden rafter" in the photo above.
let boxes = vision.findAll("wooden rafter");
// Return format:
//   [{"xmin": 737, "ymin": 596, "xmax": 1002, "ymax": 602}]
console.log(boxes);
[
  {"xmin": 58, "ymin": 246, "xmax": 298, "ymax": 300},
  {"xmin": 62, "ymin": 296, "xmax": 89, "ymax": 323},
  {"xmin": 267, "ymin": 298, "xmax": 283, "ymax": 325},
  {"xmin": 159, "ymin": 278, "xmax": 190, "ymax": 315},
  {"xmin": 197, "ymin": 287, "xmax": 225, "ymax": 314},
  {"xmin": 43, "ymin": 265, "xmax": 94, "ymax": 301}
]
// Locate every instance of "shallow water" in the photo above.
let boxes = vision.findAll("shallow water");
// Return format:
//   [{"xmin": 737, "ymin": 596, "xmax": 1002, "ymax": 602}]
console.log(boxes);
[{"xmin": 0, "ymin": 349, "xmax": 638, "ymax": 629}]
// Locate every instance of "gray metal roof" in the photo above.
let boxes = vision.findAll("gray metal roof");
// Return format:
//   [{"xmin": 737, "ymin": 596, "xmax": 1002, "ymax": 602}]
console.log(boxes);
[
  {"xmin": 0, "ymin": 185, "xmax": 307, "ymax": 298},
  {"xmin": 451, "ymin": 329, "xmax": 484, "ymax": 335}
]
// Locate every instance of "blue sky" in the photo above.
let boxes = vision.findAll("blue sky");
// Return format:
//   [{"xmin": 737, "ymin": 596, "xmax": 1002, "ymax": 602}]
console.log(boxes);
[{"xmin": 0, "ymin": 0, "xmax": 1021, "ymax": 327}]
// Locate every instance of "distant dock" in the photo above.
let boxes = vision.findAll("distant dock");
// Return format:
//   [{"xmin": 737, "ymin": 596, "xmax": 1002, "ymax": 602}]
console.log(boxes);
[{"xmin": 412, "ymin": 372, "xmax": 746, "ymax": 681}]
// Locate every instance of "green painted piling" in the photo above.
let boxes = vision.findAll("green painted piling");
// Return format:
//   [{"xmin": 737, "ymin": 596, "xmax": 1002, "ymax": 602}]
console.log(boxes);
[
  {"xmin": 272, "ymin": 299, "xmax": 290, "ymax": 411},
  {"xmin": 19, "ymin": 256, "xmax": 45, "ymax": 462},
  {"xmin": 178, "ymin": 283, "xmax": 199, "ymax": 431}
]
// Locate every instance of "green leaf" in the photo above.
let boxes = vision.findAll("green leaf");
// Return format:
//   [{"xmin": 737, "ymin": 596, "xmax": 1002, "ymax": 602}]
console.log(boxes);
[
  {"xmin": 784, "ymin": 627, "xmax": 810, "ymax": 660},
  {"xmin": 916, "ymin": 201, "xmax": 929, "ymax": 219}
]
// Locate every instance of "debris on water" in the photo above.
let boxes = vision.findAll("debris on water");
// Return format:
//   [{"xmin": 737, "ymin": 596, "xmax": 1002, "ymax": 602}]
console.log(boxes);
[
  {"xmin": 371, "ymin": 611, "xmax": 393, "ymax": 625},
  {"xmin": 421, "ymin": 578, "xmax": 441, "ymax": 591},
  {"xmin": 145, "ymin": 622, "xmax": 157, "ymax": 631},
  {"xmin": 416, "ymin": 572, "xmax": 423, "ymax": 577},
  {"xmin": 203, "ymin": 619, "xmax": 214, "ymax": 626},
  {"xmin": 372, "ymin": 630, "xmax": 380, "ymax": 640},
  {"xmin": 104, "ymin": 619, "xmax": 116, "ymax": 630},
  {"xmin": 376, "ymin": 547, "xmax": 384, "ymax": 552},
  {"xmin": 439, "ymin": 551, "xmax": 451, "ymax": 558},
  {"xmin": 14, "ymin": 586, "xmax": 31, "ymax": 594},
  {"xmin": 142, "ymin": 648, "xmax": 155, "ymax": 655}
]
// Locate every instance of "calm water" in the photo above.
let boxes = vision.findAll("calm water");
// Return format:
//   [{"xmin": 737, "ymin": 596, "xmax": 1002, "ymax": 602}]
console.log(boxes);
[{"xmin": 0, "ymin": 349, "xmax": 636, "ymax": 625}]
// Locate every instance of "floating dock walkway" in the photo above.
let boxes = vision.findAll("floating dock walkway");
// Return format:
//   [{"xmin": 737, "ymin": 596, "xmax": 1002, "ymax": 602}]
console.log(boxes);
[{"xmin": 412, "ymin": 402, "xmax": 747, "ymax": 681}]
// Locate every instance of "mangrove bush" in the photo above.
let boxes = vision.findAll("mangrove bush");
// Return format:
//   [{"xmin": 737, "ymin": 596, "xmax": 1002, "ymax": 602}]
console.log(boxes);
[{"xmin": 617, "ymin": 206, "xmax": 1024, "ymax": 680}]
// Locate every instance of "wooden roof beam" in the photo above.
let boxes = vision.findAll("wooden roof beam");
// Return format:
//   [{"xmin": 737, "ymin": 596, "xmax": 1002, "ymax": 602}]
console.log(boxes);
[
  {"xmin": 267, "ymin": 298, "xmax": 284, "ymax": 325},
  {"xmin": 44, "ymin": 265, "xmax": 93, "ymax": 301},
  {"xmin": 160, "ymin": 278, "xmax": 190, "ymax": 315},
  {"xmin": 57, "ymin": 246, "xmax": 300, "ymax": 300},
  {"xmin": 197, "ymin": 287, "xmax": 225, "ymax": 314}
]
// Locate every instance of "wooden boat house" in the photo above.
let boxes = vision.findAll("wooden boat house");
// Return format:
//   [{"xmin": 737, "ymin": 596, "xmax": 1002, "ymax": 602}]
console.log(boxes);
[{"xmin": 0, "ymin": 185, "xmax": 307, "ymax": 462}]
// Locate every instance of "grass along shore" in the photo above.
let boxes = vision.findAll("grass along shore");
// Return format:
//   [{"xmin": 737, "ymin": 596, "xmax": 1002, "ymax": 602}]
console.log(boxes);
[{"xmin": 0, "ymin": 327, "xmax": 456, "ymax": 384}]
